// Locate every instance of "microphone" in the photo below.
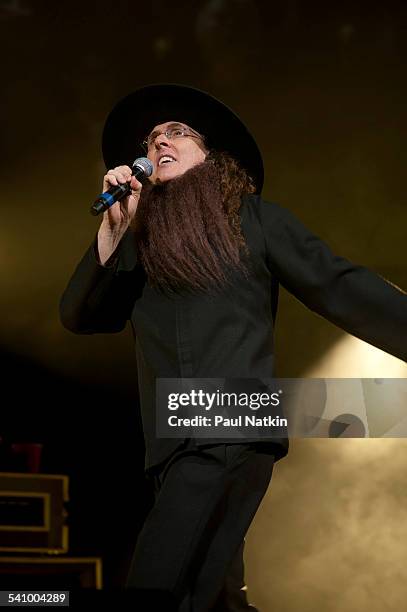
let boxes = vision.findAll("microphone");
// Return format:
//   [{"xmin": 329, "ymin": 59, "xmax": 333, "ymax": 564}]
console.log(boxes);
[{"xmin": 90, "ymin": 157, "xmax": 154, "ymax": 216}]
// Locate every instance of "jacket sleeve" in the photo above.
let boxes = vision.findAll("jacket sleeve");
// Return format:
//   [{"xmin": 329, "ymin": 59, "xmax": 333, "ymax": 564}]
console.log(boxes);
[
  {"xmin": 257, "ymin": 197, "xmax": 407, "ymax": 362},
  {"xmin": 59, "ymin": 228, "xmax": 145, "ymax": 334}
]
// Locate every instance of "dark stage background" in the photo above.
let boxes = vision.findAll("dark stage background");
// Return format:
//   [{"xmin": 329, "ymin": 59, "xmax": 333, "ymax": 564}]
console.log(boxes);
[{"xmin": 1, "ymin": 1, "xmax": 406, "ymax": 609}]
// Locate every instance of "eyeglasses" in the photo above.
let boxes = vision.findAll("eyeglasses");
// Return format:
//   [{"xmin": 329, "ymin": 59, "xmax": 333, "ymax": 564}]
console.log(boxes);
[{"xmin": 142, "ymin": 124, "xmax": 205, "ymax": 151}]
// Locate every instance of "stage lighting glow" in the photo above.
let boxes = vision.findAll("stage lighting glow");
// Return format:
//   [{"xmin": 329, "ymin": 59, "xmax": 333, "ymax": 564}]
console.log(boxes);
[{"xmin": 303, "ymin": 334, "xmax": 407, "ymax": 378}]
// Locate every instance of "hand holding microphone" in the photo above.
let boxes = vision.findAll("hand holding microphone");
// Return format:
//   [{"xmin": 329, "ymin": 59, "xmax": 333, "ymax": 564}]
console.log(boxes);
[
  {"xmin": 90, "ymin": 157, "xmax": 153, "ymax": 219},
  {"xmin": 93, "ymin": 157, "xmax": 153, "ymax": 266}
]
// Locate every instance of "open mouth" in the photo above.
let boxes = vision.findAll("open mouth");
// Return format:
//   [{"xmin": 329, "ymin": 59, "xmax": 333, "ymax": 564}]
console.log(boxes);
[{"xmin": 158, "ymin": 155, "xmax": 177, "ymax": 166}]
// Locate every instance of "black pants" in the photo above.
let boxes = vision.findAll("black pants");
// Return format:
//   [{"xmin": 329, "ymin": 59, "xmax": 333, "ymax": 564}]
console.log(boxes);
[{"xmin": 126, "ymin": 440, "xmax": 275, "ymax": 611}]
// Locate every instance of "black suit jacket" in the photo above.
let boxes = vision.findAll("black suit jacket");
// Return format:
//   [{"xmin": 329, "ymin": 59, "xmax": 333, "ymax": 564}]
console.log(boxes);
[{"xmin": 59, "ymin": 195, "xmax": 407, "ymax": 472}]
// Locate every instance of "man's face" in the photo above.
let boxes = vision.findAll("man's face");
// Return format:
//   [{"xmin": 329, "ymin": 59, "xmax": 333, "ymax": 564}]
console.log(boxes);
[{"xmin": 145, "ymin": 121, "xmax": 208, "ymax": 184}]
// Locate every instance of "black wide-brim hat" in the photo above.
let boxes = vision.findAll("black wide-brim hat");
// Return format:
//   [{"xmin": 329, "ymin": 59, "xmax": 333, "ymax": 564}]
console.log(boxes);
[{"xmin": 102, "ymin": 83, "xmax": 264, "ymax": 194}]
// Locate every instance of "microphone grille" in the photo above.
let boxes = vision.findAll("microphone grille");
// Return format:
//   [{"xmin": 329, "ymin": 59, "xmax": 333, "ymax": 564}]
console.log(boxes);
[{"xmin": 132, "ymin": 157, "xmax": 154, "ymax": 177}]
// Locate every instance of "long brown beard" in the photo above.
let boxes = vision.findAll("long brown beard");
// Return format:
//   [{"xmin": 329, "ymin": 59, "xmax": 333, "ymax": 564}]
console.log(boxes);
[{"xmin": 130, "ymin": 154, "xmax": 254, "ymax": 296}]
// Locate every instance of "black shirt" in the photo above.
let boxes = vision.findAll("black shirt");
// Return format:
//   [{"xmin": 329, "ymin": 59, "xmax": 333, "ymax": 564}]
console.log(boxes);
[{"xmin": 60, "ymin": 195, "xmax": 407, "ymax": 472}]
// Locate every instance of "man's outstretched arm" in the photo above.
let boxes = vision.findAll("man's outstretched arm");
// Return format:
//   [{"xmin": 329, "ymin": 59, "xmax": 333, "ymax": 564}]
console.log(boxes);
[{"xmin": 257, "ymin": 197, "xmax": 406, "ymax": 362}]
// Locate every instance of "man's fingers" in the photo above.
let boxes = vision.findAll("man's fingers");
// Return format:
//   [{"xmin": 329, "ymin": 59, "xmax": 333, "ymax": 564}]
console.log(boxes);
[
  {"xmin": 105, "ymin": 173, "xmax": 118, "ymax": 186},
  {"xmin": 106, "ymin": 166, "xmax": 132, "ymax": 184},
  {"xmin": 130, "ymin": 176, "xmax": 142, "ymax": 191},
  {"xmin": 115, "ymin": 172, "xmax": 130, "ymax": 183}
]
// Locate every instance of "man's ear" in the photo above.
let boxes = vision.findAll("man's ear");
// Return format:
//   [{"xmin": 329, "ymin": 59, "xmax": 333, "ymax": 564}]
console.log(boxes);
[
  {"xmin": 202, "ymin": 144, "xmax": 211, "ymax": 157},
  {"xmin": 204, "ymin": 149, "xmax": 217, "ymax": 163},
  {"xmin": 198, "ymin": 138, "xmax": 209, "ymax": 155}
]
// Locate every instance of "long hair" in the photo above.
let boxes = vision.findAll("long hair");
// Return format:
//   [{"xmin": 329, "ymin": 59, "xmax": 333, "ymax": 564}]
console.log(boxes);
[{"xmin": 130, "ymin": 150, "xmax": 256, "ymax": 295}]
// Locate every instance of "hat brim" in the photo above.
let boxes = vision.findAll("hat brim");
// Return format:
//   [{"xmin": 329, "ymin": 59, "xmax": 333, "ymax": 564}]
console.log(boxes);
[{"xmin": 102, "ymin": 83, "xmax": 264, "ymax": 194}]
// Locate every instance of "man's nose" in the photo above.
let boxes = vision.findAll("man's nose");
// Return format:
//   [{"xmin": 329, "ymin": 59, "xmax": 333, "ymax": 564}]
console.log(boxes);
[{"xmin": 155, "ymin": 134, "xmax": 171, "ymax": 148}]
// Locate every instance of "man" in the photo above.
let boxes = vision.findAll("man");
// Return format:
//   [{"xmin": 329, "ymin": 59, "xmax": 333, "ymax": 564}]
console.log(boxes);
[{"xmin": 60, "ymin": 84, "xmax": 406, "ymax": 611}]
